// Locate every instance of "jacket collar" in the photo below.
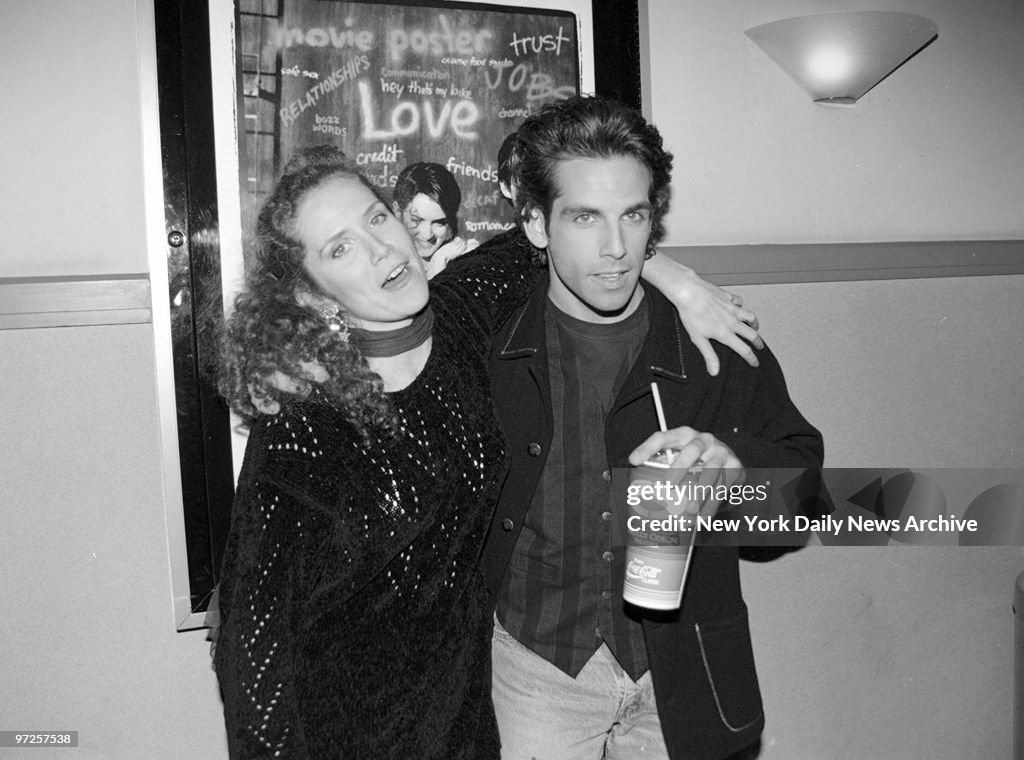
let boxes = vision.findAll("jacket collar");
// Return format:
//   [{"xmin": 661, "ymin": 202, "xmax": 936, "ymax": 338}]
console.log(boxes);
[
  {"xmin": 495, "ymin": 274, "xmax": 550, "ymax": 359},
  {"xmin": 496, "ymin": 274, "xmax": 691, "ymax": 384}
]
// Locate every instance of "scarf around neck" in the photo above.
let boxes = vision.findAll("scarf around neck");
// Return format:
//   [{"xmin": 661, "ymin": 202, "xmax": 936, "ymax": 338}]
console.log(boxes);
[{"xmin": 349, "ymin": 305, "xmax": 434, "ymax": 358}]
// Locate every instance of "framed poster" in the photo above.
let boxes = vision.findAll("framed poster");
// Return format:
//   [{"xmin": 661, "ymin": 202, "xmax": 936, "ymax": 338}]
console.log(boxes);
[
  {"xmin": 212, "ymin": 0, "xmax": 594, "ymax": 510},
  {"xmin": 234, "ymin": 0, "xmax": 582, "ymax": 250},
  {"xmin": 153, "ymin": 0, "xmax": 614, "ymax": 630}
]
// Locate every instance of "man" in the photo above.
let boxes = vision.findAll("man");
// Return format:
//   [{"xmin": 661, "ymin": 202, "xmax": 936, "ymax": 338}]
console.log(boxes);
[{"xmin": 483, "ymin": 95, "xmax": 823, "ymax": 760}]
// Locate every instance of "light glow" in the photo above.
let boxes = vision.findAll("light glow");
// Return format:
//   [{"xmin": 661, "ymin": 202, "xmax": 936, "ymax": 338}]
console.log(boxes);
[{"xmin": 806, "ymin": 46, "xmax": 852, "ymax": 85}]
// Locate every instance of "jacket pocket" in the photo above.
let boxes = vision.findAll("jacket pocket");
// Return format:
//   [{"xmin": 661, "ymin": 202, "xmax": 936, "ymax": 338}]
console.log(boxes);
[{"xmin": 693, "ymin": 612, "xmax": 763, "ymax": 733}]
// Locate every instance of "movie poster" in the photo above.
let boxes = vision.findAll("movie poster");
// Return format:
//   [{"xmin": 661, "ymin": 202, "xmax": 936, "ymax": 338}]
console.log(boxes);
[{"xmin": 236, "ymin": 0, "xmax": 580, "ymax": 252}]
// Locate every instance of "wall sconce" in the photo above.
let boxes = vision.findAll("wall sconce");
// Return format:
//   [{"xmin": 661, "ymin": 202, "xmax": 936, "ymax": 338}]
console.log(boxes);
[{"xmin": 745, "ymin": 11, "xmax": 938, "ymax": 104}]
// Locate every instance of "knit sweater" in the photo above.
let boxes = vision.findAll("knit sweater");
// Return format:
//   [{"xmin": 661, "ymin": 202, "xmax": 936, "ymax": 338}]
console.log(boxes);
[{"xmin": 214, "ymin": 246, "xmax": 539, "ymax": 759}]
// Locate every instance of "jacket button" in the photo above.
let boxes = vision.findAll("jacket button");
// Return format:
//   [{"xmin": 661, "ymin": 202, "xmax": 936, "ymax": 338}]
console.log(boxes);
[
  {"xmin": 527, "ymin": 442, "xmax": 542, "ymax": 457},
  {"xmin": 501, "ymin": 518, "xmax": 515, "ymax": 532},
  {"xmin": 602, "ymin": 470, "xmax": 611, "ymax": 482},
  {"xmin": 602, "ymin": 551, "xmax": 615, "ymax": 562}
]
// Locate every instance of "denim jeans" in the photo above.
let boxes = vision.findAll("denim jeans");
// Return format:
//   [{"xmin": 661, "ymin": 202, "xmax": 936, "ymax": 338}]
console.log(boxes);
[{"xmin": 491, "ymin": 615, "xmax": 670, "ymax": 760}]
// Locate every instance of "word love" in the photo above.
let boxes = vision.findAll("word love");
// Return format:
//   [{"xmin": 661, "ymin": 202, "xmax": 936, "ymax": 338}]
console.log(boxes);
[{"xmin": 358, "ymin": 81, "xmax": 479, "ymax": 140}]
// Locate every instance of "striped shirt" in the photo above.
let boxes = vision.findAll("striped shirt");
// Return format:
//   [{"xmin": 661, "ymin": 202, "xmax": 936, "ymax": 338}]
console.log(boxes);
[{"xmin": 496, "ymin": 295, "xmax": 651, "ymax": 679}]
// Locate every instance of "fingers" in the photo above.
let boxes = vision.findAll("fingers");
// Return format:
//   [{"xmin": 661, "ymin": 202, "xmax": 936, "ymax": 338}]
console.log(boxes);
[
  {"xmin": 734, "ymin": 306, "xmax": 757, "ymax": 327},
  {"xmin": 710, "ymin": 308, "xmax": 763, "ymax": 362},
  {"xmin": 694, "ymin": 337, "xmax": 721, "ymax": 377},
  {"xmin": 732, "ymin": 307, "xmax": 764, "ymax": 350},
  {"xmin": 745, "ymin": 329, "xmax": 766, "ymax": 352},
  {"xmin": 680, "ymin": 447, "xmax": 745, "ymax": 517},
  {"xmin": 629, "ymin": 429, "xmax": 742, "ymax": 477},
  {"xmin": 630, "ymin": 428, "xmax": 746, "ymax": 518},
  {"xmin": 628, "ymin": 427, "xmax": 699, "ymax": 466},
  {"xmin": 674, "ymin": 432, "xmax": 718, "ymax": 472},
  {"xmin": 635, "ymin": 430, "xmax": 713, "ymax": 472},
  {"xmin": 723, "ymin": 335, "xmax": 760, "ymax": 368},
  {"xmin": 724, "ymin": 291, "xmax": 743, "ymax": 308}
]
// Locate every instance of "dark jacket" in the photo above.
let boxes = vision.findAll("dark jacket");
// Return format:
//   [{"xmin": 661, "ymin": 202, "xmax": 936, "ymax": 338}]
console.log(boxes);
[{"xmin": 483, "ymin": 278, "xmax": 824, "ymax": 760}]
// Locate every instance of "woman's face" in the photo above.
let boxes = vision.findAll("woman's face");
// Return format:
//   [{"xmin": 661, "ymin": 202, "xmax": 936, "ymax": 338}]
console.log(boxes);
[
  {"xmin": 398, "ymin": 193, "xmax": 453, "ymax": 259},
  {"xmin": 295, "ymin": 175, "xmax": 428, "ymax": 331}
]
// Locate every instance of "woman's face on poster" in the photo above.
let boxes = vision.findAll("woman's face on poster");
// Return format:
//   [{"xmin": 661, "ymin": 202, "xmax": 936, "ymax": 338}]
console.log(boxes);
[{"xmin": 399, "ymin": 193, "xmax": 453, "ymax": 260}]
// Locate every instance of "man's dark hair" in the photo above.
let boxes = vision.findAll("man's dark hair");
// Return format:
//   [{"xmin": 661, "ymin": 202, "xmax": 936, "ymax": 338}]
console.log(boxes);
[
  {"xmin": 497, "ymin": 133, "xmax": 517, "ymax": 191},
  {"xmin": 512, "ymin": 95, "xmax": 673, "ymax": 247}
]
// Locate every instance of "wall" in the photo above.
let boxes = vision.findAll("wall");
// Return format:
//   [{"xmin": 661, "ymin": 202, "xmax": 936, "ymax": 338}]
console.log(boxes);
[
  {"xmin": 0, "ymin": 0, "xmax": 227, "ymax": 757},
  {"xmin": 643, "ymin": 1, "xmax": 1024, "ymax": 757},
  {"xmin": 731, "ymin": 275, "xmax": 1024, "ymax": 759},
  {"xmin": 646, "ymin": 0, "xmax": 1024, "ymax": 246},
  {"xmin": 1, "ymin": 0, "xmax": 151, "ymax": 277},
  {"xmin": 0, "ymin": 326, "xmax": 227, "ymax": 759}
]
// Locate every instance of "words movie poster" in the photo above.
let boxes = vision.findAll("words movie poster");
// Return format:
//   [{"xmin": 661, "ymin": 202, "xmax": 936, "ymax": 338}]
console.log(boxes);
[{"xmin": 237, "ymin": 0, "xmax": 580, "ymax": 251}]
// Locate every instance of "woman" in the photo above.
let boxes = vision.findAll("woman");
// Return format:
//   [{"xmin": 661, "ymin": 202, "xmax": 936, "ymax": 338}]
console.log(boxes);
[
  {"xmin": 392, "ymin": 161, "xmax": 479, "ymax": 276},
  {"xmin": 213, "ymin": 146, "xmax": 759, "ymax": 758}
]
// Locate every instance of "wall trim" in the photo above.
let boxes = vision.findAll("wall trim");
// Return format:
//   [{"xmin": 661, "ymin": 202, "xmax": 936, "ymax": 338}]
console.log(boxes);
[
  {"xmin": 0, "ymin": 274, "xmax": 151, "ymax": 329},
  {"xmin": 1, "ymin": 238, "xmax": 1021, "ymax": 330},
  {"xmin": 664, "ymin": 239, "xmax": 1024, "ymax": 285}
]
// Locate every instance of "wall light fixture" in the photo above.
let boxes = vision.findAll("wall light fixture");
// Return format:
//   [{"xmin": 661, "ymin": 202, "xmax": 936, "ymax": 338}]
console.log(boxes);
[{"xmin": 745, "ymin": 11, "xmax": 938, "ymax": 105}]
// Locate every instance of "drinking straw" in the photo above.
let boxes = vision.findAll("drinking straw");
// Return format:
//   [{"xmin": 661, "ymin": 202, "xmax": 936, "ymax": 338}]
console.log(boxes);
[
  {"xmin": 650, "ymin": 380, "xmax": 700, "ymax": 606},
  {"xmin": 650, "ymin": 382, "xmax": 668, "ymax": 432}
]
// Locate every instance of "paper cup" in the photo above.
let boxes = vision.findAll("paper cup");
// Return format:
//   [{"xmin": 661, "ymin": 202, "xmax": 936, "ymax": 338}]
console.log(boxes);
[{"xmin": 623, "ymin": 449, "xmax": 700, "ymax": 610}]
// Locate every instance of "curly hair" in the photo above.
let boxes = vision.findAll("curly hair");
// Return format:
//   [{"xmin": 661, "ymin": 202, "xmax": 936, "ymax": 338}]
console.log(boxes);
[
  {"xmin": 392, "ymin": 162, "xmax": 462, "ymax": 236},
  {"xmin": 511, "ymin": 95, "xmax": 674, "ymax": 251},
  {"xmin": 218, "ymin": 145, "xmax": 399, "ymax": 438}
]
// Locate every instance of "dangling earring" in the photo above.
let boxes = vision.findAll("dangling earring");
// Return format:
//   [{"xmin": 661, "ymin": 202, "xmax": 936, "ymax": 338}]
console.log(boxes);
[{"xmin": 315, "ymin": 300, "xmax": 350, "ymax": 340}]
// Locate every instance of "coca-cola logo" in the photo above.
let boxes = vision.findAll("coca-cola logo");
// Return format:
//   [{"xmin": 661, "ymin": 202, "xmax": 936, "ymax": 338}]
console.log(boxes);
[{"xmin": 626, "ymin": 558, "xmax": 663, "ymax": 585}]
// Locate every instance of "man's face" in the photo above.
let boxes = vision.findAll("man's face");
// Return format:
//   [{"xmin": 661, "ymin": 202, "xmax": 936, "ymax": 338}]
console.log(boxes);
[{"xmin": 524, "ymin": 155, "xmax": 653, "ymax": 323}]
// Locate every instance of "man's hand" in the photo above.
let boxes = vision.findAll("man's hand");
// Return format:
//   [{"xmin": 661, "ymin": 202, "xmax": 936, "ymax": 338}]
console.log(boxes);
[{"xmin": 629, "ymin": 426, "xmax": 745, "ymax": 516}]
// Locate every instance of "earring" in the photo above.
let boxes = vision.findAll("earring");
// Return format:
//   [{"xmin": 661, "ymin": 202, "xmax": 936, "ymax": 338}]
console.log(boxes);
[{"xmin": 315, "ymin": 300, "xmax": 349, "ymax": 339}]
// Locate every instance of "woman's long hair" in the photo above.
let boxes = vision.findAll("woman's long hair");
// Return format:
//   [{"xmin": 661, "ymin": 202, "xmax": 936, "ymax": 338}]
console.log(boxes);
[{"xmin": 218, "ymin": 146, "xmax": 398, "ymax": 438}]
